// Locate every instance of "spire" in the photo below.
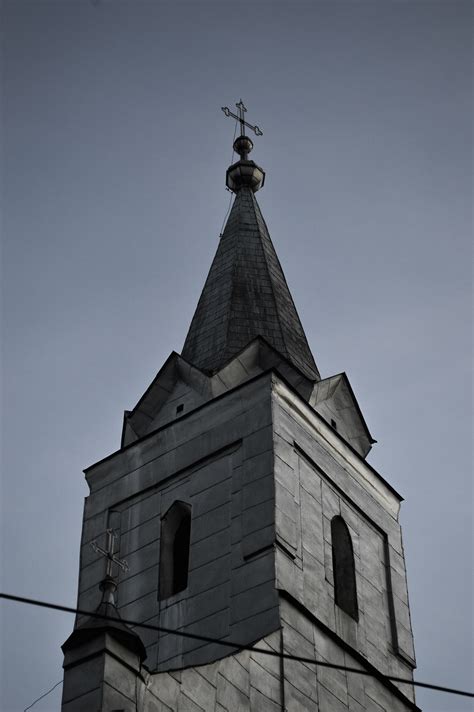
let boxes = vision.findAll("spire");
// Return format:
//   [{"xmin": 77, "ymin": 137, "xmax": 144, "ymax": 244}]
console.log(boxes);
[{"xmin": 182, "ymin": 104, "xmax": 320, "ymax": 382}]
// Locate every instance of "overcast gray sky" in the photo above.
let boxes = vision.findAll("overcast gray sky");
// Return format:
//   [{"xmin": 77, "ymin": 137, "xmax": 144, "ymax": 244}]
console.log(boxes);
[{"xmin": 1, "ymin": 1, "xmax": 472, "ymax": 710}]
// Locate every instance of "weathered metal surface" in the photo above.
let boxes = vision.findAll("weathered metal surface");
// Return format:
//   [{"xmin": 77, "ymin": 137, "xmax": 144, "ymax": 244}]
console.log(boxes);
[{"xmin": 181, "ymin": 187, "xmax": 320, "ymax": 381}]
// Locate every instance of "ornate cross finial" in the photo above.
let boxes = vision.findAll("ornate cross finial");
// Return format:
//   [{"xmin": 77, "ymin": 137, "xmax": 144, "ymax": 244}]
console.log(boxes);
[
  {"xmin": 222, "ymin": 100, "xmax": 263, "ymax": 137},
  {"xmin": 91, "ymin": 528, "xmax": 129, "ymax": 578}
]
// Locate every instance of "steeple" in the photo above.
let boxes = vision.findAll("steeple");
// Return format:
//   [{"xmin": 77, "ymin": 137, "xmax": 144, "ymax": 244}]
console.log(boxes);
[
  {"xmin": 182, "ymin": 102, "xmax": 320, "ymax": 381},
  {"xmin": 62, "ymin": 103, "xmax": 418, "ymax": 712}
]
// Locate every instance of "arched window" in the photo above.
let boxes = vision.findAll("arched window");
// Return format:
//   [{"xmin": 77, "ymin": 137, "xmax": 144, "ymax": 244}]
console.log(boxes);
[
  {"xmin": 159, "ymin": 501, "xmax": 191, "ymax": 599},
  {"xmin": 331, "ymin": 515, "xmax": 358, "ymax": 621}
]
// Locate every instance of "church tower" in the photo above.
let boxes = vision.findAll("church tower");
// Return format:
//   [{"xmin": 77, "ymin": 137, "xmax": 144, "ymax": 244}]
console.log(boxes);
[{"xmin": 61, "ymin": 103, "xmax": 419, "ymax": 711}]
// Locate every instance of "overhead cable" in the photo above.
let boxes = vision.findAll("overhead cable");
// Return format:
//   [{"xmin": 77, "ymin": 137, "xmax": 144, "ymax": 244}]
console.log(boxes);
[
  {"xmin": 1, "ymin": 592, "xmax": 472, "ymax": 699},
  {"xmin": 24, "ymin": 679, "xmax": 62, "ymax": 711},
  {"xmin": 219, "ymin": 116, "xmax": 238, "ymax": 237}
]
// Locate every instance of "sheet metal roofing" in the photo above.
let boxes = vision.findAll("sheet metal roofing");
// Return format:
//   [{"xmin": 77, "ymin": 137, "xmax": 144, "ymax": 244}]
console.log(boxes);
[{"xmin": 182, "ymin": 186, "xmax": 320, "ymax": 381}]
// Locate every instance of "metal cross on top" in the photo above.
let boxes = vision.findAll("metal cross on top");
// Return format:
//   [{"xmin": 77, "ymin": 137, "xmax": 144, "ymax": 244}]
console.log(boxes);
[
  {"xmin": 91, "ymin": 528, "xmax": 129, "ymax": 578},
  {"xmin": 222, "ymin": 100, "xmax": 263, "ymax": 137}
]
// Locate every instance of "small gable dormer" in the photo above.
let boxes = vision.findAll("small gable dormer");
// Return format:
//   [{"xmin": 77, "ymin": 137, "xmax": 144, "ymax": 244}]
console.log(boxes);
[
  {"xmin": 121, "ymin": 353, "xmax": 211, "ymax": 446},
  {"xmin": 310, "ymin": 372, "xmax": 375, "ymax": 458}
]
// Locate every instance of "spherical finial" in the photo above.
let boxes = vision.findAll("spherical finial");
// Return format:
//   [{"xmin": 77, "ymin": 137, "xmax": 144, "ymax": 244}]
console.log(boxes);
[{"xmin": 233, "ymin": 135, "xmax": 254, "ymax": 160}]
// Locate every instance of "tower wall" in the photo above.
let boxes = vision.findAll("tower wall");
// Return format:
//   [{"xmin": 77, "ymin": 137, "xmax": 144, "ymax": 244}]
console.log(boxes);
[
  {"xmin": 72, "ymin": 369, "xmax": 418, "ymax": 711},
  {"xmin": 272, "ymin": 377, "xmax": 416, "ymax": 702},
  {"xmin": 279, "ymin": 597, "xmax": 416, "ymax": 712},
  {"xmin": 62, "ymin": 632, "xmax": 142, "ymax": 711},
  {"xmin": 98, "ymin": 622, "xmax": 416, "ymax": 712},
  {"xmin": 78, "ymin": 372, "xmax": 281, "ymax": 672}
]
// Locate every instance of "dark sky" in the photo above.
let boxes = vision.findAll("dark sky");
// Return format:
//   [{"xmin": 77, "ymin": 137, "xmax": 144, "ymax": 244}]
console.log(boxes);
[{"xmin": 2, "ymin": 1, "xmax": 472, "ymax": 710}]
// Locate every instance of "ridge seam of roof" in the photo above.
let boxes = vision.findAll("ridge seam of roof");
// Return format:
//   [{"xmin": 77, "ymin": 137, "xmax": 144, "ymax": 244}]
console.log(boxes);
[
  {"xmin": 223, "ymin": 197, "xmax": 241, "ymax": 369},
  {"xmin": 251, "ymin": 192, "xmax": 319, "ymax": 380},
  {"xmin": 249, "ymin": 190, "xmax": 288, "ymax": 366}
]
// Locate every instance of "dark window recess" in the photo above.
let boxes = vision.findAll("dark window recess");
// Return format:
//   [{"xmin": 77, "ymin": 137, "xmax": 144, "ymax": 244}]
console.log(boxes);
[
  {"xmin": 159, "ymin": 501, "xmax": 191, "ymax": 599},
  {"xmin": 330, "ymin": 418, "xmax": 337, "ymax": 430},
  {"xmin": 176, "ymin": 404, "xmax": 184, "ymax": 414},
  {"xmin": 331, "ymin": 515, "xmax": 359, "ymax": 621},
  {"xmin": 172, "ymin": 516, "xmax": 191, "ymax": 592}
]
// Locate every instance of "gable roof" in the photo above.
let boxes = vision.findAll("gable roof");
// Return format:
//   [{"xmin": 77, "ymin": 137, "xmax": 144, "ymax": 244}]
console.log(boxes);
[{"xmin": 310, "ymin": 372, "xmax": 376, "ymax": 458}]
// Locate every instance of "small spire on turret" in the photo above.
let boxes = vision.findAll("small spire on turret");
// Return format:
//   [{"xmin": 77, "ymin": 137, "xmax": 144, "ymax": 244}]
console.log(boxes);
[
  {"xmin": 62, "ymin": 526, "xmax": 147, "ymax": 675},
  {"xmin": 90, "ymin": 528, "xmax": 129, "ymax": 600}
]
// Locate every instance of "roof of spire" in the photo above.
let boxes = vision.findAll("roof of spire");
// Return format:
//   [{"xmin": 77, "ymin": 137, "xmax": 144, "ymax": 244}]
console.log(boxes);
[
  {"xmin": 62, "ymin": 574, "xmax": 147, "ymax": 661},
  {"xmin": 182, "ymin": 187, "xmax": 320, "ymax": 381}
]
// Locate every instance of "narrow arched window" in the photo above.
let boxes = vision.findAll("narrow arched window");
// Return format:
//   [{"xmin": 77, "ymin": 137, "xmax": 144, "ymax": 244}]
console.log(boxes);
[
  {"xmin": 331, "ymin": 516, "xmax": 358, "ymax": 621},
  {"xmin": 159, "ymin": 501, "xmax": 191, "ymax": 599}
]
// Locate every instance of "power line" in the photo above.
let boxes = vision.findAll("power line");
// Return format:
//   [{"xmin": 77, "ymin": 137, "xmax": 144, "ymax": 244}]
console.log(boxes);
[
  {"xmin": 219, "ymin": 117, "xmax": 238, "ymax": 237},
  {"xmin": 219, "ymin": 190, "xmax": 234, "ymax": 237},
  {"xmin": 24, "ymin": 679, "xmax": 62, "ymax": 711},
  {"xmin": 1, "ymin": 592, "xmax": 473, "ymax": 699}
]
